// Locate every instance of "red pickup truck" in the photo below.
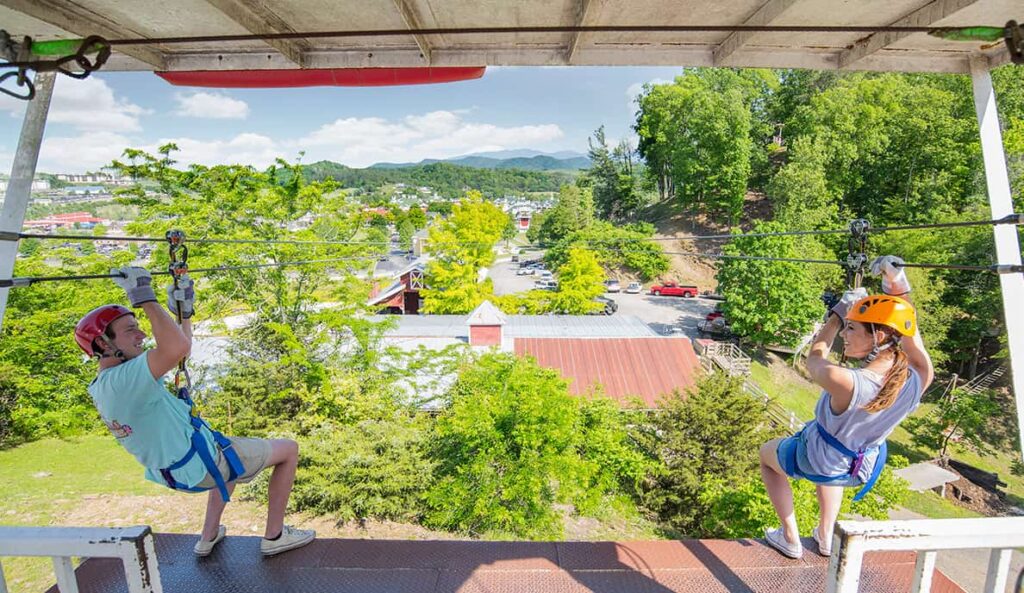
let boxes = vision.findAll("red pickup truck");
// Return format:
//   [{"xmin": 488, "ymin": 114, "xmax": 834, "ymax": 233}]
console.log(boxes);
[{"xmin": 649, "ymin": 282, "xmax": 698, "ymax": 297}]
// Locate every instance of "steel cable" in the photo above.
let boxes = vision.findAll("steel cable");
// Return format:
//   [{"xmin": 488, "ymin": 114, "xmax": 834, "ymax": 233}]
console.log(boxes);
[{"xmin": 0, "ymin": 255, "xmax": 375, "ymax": 288}]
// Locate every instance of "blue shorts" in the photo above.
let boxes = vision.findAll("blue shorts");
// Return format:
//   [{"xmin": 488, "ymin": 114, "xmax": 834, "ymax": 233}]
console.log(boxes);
[{"xmin": 776, "ymin": 430, "xmax": 863, "ymax": 488}]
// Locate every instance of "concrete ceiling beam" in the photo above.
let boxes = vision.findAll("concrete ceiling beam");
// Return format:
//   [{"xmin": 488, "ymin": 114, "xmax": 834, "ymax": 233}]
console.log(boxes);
[
  {"xmin": 392, "ymin": 0, "xmax": 432, "ymax": 64},
  {"xmin": 713, "ymin": 0, "xmax": 799, "ymax": 66},
  {"xmin": 838, "ymin": 0, "xmax": 980, "ymax": 69},
  {"xmin": 0, "ymin": 0, "xmax": 166, "ymax": 69},
  {"xmin": 566, "ymin": 0, "xmax": 594, "ymax": 64},
  {"xmin": 205, "ymin": 0, "xmax": 310, "ymax": 67}
]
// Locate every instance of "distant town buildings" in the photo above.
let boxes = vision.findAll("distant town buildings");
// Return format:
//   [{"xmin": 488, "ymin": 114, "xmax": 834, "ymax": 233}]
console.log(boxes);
[
  {"xmin": 22, "ymin": 211, "xmax": 107, "ymax": 230},
  {"xmin": 0, "ymin": 179, "xmax": 50, "ymax": 192},
  {"xmin": 55, "ymin": 172, "xmax": 131, "ymax": 185}
]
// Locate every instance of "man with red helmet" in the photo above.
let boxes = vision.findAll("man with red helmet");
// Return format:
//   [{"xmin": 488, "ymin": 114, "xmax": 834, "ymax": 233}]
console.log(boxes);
[{"xmin": 77, "ymin": 266, "xmax": 315, "ymax": 557}]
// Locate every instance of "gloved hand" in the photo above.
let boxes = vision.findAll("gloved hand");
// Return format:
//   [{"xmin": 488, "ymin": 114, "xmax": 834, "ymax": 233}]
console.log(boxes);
[
  {"xmin": 166, "ymin": 274, "xmax": 195, "ymax": 319},
  {"xmin": 830, "ymin": 287, "xmax": 868, "ymax": 321},
  {"xmin": 870, "ymin": 255, "xmax": 911, "ymax": 295},
  {"xmin": 111, "ymin": 266, "xmax": 158, "ymax": 307}
]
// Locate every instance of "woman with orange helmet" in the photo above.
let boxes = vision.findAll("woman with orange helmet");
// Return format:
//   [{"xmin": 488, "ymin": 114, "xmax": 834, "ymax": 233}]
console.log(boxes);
[{"xmin": 759, "ymin": 255, "xmax": 934, "ymax": 559}]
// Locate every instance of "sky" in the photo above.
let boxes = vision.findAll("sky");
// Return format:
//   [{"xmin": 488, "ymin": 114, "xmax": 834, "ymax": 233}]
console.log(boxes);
[{"xmin": 0, "ymin": 67, "xmax": 679, "ymax": 174}]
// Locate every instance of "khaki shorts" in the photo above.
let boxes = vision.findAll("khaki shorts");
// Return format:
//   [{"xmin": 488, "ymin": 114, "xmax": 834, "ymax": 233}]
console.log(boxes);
[{"xmin": 195, "ymin": 436, "xmax": 273, "ymax": 489}]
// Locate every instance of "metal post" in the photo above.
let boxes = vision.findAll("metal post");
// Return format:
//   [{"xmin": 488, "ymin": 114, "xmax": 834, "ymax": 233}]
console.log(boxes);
[
  {"xmin": 0, "ymin": 71, "xmax": 56, "ymax": 334},
  {"xmin": 826, "ymin": 534, "xmax": 865, "ymax": 593},
  {"xmin": 983, "ymin": 548, "xmax": 1013, "ymax": 593},
  {"xmin": 52, "ymin": 556, "xmax": 79, "ymax": 593},
  {"xmin": 970, "ymin": 57, "xmax": 1024, "ymax": 464},
  {"xmin": 910, "ymin": 550, "xmax": 936, "ymax": 593}
]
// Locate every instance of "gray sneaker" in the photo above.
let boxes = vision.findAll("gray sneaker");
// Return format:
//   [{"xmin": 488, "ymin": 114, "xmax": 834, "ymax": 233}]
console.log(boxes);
[
  {"xmin": 194, "ymin": 525, "xmax": 226, "ymax": 557},
  {"xmin": 260, "ymin": 525, "xmax": 316, "ymax": 557}
]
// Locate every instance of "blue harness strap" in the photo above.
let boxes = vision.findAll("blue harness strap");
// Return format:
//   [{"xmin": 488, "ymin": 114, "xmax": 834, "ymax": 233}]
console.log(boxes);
[
  {"xmin": 158, "ymin": 387, "xmax": 245, "ymax": 503},
  {"xmin": 812, "ymin": 422, "xmax": 887, "ymax": 502}
]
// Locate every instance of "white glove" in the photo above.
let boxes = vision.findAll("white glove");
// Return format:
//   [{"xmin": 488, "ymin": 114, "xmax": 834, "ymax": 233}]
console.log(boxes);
[
  {"xmin": 870, "ymin": 255, "xmax": 911, "ymax": 295},
  {"xmin": 830, "ymin": 287, "xmax": 868, "ymax": 321},
  {"xmin": 166, "ymin": 274, "xmax": 194, "ymax": 319},
  {"xmin": 111, "ymin": 266, "xmax": 157, "ymax": 307}
]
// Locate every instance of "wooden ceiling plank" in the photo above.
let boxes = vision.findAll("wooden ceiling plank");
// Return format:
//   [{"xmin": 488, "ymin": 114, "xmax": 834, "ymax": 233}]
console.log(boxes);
[
  {"xmin": 713, "ymin": 0, "xmax": 799, "ymax": 66},
  {"xmin": 0, "ymin": 0, "xmax": 166, "ymax": 69},
  {"xmin": 205, "ymin": 0, "xmax": 309, "ymax": 67},
  {"xmin": 838, "ymin": 0, "xmax": 981, "ymax": 69}
]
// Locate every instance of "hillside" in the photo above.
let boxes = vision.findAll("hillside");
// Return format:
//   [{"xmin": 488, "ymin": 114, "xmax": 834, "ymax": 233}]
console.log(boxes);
[
  {"xmin": 301, "ymin": 160, "xmax": 577, "ymax": 198},
  {"xmin": 371, "ymin": 153, "xmax": 590, "ymax": 171}
]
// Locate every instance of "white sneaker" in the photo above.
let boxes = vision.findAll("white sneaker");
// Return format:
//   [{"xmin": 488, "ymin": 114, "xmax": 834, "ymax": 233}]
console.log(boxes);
[
  {"xmin": 260, "ymin": 525, "xmax": 316, "ymax": 557},
  {"xmin": 813, "ymin": 526, "xmax": 832, "ymax": 557},
  {"xmin": 194, "ymin": 525, "xmax": 226, "ymax": 557},
  {"xmin": 764, "ymin": 527, "xmax": 803, "ymax": 559}
]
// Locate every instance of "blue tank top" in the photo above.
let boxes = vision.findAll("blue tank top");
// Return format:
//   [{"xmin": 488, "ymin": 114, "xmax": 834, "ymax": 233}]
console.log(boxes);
[{"xmin": 805, "ymin": 366, "xmax": 923, "ymax": 480}]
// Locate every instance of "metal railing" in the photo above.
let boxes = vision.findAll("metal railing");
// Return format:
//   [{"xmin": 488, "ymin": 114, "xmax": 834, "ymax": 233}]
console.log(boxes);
[
  {"xmin": 703, "ymin": 341, "xmax": 751, "ymax": 376},
  {"xmin": 0, "ymin": 525, "xmax": 162, "ymax": 593},
  {"xmin": 827, "ymin": 517, "xmax": 1024, "ymax": 593}
]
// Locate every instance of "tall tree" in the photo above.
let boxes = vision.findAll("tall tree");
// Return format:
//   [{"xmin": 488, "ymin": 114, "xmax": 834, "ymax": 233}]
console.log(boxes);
[{"xmin": 716, "ymin": 221, "xmax": 824, "ymax": 348}]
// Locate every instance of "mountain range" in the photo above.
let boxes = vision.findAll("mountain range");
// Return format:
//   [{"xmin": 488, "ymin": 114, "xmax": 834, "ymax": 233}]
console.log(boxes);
[{"xmin": 370, "ymin": 149, "xmax": 590, "ymax": 171}]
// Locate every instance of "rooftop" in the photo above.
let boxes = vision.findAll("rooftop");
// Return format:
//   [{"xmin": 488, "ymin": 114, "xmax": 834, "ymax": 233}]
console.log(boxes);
[{"xmin": 373, "ymin": 314, "xmax": 660, "ymax": 339}]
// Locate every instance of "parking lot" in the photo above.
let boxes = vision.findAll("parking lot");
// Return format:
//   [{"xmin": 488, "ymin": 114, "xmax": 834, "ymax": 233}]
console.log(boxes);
[{"xmin": 489, "ymin": 259, "xmax": 718, "ymax": 339}]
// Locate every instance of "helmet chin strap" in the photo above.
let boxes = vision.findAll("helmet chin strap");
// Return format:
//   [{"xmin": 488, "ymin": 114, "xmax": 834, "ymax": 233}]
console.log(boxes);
[
  {"xmin": 863, "ymin": 323, "xmax": 896, "ymax": 364},
  {"xmin": 98, "ymin": 336, "xmax": 125, "ymax": 361}
]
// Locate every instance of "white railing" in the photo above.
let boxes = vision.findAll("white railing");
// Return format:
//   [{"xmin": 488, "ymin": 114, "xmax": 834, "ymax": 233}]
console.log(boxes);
[
  {"xmin": 827, "ymin": 517, "xmax": 1024, "ymax": 593},
  {"xmin": 0, "ymin": 525, "xmax": 162, "ymax": 593}
]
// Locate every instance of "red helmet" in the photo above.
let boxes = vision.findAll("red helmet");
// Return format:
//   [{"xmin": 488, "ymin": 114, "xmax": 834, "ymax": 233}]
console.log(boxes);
[{"xmin": 75, "ymin": 305, "xmax": 134, "ymax": 356}]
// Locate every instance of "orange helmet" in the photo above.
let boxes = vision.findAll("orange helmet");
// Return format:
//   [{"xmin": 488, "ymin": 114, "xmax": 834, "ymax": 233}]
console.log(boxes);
[{"xmin": 846, "ymin": 295, "xmax": 916, "ymax": 336}]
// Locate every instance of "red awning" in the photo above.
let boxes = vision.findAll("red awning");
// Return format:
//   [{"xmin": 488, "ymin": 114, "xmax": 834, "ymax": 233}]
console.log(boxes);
[{"xmin": 156, "ymin": 67, "xmax": 485, "ymax": 88}]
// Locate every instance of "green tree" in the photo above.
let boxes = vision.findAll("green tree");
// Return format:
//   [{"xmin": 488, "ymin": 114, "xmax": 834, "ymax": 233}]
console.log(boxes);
[
  {"xmin": 545, "ymin": 220, "xmax": 669, "ymax": 282},
  {"xmin": 534, "ymin": 184, "xmax": 595, "ymax": 245},
  {"xmin": 425, "ymin": 353, "xmax": 642, "ymax": 538},
  {"xmin": 717, "ymin": 221, "xmax": 824, "ymax": 347},
  {"xmin": 635, "ymin": 72, "xmax": 752, "ymax": 221},
  {"xmin": 421, "ymin": 191, "xmax": 507, "ymax": 314},
  {"xmin": 906, "ymin": 387, "xmax": 1002, "ymax": 460},
  {"xmin": 549, "ymin": 247, "xmax": 605, "ymax": 314},
  {"xmin": 638, "ymin": 373, "xmax": 772, "ymax": 535},
  {"xmin": 397, "ymin": 219, "xmax": 415, "ymax": 251}
]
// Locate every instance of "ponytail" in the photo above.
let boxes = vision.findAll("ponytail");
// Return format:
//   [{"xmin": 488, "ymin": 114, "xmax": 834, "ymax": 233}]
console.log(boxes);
[{"xmin": 863, "ymin": 344, "xmax": 909, "ymax": 413}]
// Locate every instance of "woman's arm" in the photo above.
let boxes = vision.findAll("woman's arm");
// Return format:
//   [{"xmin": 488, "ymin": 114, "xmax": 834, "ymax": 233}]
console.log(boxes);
[
  {"xmin": 893, "ymin": 294, "xmax": 934, "ymax": 391},
  {"xmin": 806, "ymin": 314, "xmax": 856, "ymax": 414}
]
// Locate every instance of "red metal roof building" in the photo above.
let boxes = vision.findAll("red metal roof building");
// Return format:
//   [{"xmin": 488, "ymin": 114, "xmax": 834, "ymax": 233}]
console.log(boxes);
[{"xmin": 514, "ymin": 337, "xmax": 702, "ymax": 408}]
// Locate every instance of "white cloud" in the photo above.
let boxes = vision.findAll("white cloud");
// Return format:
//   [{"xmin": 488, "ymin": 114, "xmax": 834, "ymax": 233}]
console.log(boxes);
[
  {"xmin": 626, "ymin": 78, "xmax": 673, "ymax": 113},
  {"xmin": 0, "ymin": 76, "xmax": 149, "ymax": 132},
  {"xmin": 174, "ymin": 92, "xmax": 250, "ymax": 119},
  {"xmin": 292, "ymin": 110, "xmax": 564, "ymax": 167},
  {"xmin": 21, "ymin": 107, "xmax": 565, "ymax": 172},
  {"xmin": 157, "ymin": 133, "xmax": 279, "ymax": 168},
  {"xmin": 37, "ymin": 131, "xmax": 135, "ymax": 173}
]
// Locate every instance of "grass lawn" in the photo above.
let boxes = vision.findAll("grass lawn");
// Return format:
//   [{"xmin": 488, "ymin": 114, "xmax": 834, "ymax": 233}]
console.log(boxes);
[
  {"xmin": 902, "ymin": 490, "xmax": 983, "ymax": 519},
  {"xmin": 749, "ymin": 360, "xmax": 819, "ymax": 421},
  {"xmin": 0, "ymin": 435, "xmax": 165, "ymax": 593}
]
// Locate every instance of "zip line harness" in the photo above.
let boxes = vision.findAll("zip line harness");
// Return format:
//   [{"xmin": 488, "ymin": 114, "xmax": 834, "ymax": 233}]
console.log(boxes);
[{"xmin": 157, "ymin": 230, "xmax": 244, "ymax": 503}]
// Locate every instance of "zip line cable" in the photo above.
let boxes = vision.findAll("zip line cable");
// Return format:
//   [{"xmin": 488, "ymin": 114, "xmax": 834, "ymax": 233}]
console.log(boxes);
[
  {"xmin": 6, "ymin": 213, "xmax": 1021, "ymax": 247},
  {"xmin": 658, "ymin": 250, "xmax": 1024, "ymax": 273},
  {"xmin": 0, "ymin": 255, "xmax": 376, "ymax": 288}
]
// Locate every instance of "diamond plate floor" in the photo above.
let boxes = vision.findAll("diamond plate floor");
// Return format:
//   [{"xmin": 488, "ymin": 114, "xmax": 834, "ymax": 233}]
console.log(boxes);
[{"xmin": 45, "ymin": 534, "xmax": 966, "ymax": 593}]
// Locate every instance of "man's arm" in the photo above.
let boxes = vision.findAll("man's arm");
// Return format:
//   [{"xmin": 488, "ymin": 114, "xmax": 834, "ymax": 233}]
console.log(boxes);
[
  {"xmin": 141, "ymin": 301, "xmax": 189, "ymax": 379},
  {"xmin": 806, "ymin": 314, "xmax": 856, "ymax": 414}
]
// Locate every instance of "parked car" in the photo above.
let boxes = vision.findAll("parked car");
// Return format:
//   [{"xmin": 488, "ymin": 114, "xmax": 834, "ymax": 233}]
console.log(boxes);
[
  {"xmin": 625, "ymin": 281, "xmax": 642, "ymax": 294},
  {"xmin": 604, "ymin": 279, "xmax": 621, "ymax": 293},
  {"xmin": 701, "ymin": 290, "xmax": 725, "ymax": 301},
  {"xmin": 538, "ymin": 269, "xmax": 553, "ymax": 279},
  {"xmin": 705, "ymin": 303, "xmax": 725, "ymax": 322},
  {"xmin": 517, "ymin": 267, "xmax": 535, "ymax": 276},
  {"xmin": 593, "ymin": 296, "xmax": 618, "ymax": 315},
  {"xmin": 535, "ymin": 279, "xmax": 558, "ymax": 290},
  {"xmin": 649, "ymin": 282, "xmax": 698, "ymax": 297}
]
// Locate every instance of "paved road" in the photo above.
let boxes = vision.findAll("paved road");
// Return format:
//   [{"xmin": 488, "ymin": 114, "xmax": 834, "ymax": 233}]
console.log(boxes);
[{"xmin": 489, "ymin": 260, "xmax": 716, "ymax": 339}]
